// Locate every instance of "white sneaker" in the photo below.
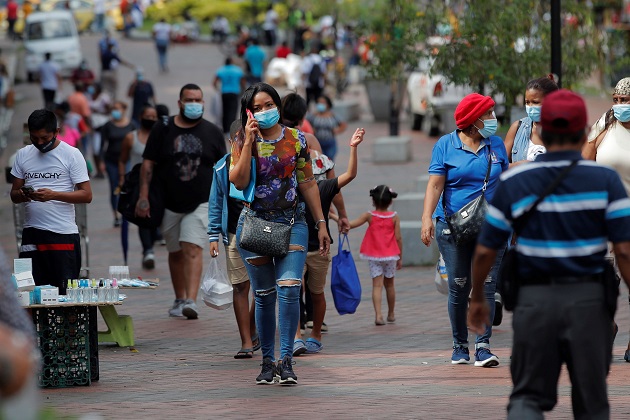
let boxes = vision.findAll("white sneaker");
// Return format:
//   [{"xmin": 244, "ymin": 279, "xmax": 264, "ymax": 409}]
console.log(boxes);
[
  {"xmin": 168, "ymin": 299, "xmax": 185, "ymax": 317},
  {"xmin": 142, "ymin": 252, "xmax": 155, "ymax": 269},
  {"xmin": 182, "ymin": 299, "xmax": 199, "ymax": 319}
]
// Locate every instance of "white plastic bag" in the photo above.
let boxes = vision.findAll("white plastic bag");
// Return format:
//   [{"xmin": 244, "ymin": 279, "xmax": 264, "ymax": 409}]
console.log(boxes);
[
  {"xmin": 434, "ymin": 253, "xmax": 449, "ymax": 296},
  {"xmin": 200, "ymin": 258, "xmax": 233, "ymax": 310}
]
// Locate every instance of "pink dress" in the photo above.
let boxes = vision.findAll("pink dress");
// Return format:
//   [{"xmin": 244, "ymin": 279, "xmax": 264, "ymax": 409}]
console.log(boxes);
[
  {"xmin": 359, "ymin": 211, "xmax": 400, "ymax": 261},
  {"xmin": 58, "ymin": 126, "xmax": 80, "ymax": 148}
]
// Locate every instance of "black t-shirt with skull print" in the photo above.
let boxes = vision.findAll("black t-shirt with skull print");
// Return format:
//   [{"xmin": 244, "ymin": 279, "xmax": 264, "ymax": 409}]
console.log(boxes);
[{"xmin": 143, "ymin": 117, "xmax": 227, "ymax": 213}]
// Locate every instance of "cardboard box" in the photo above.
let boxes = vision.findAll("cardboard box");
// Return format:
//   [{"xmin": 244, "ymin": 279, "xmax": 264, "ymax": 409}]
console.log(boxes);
[
  {"xmin": 16, "ymin": 291, "xmax": 32, "ymax": 306},
  {"xmin": 33, "ymin": 286, "xmax": 59, "ymax": 305},
  {"xmin": 12, "ymin": 271, "xmax": 35, "ymax": 291}
]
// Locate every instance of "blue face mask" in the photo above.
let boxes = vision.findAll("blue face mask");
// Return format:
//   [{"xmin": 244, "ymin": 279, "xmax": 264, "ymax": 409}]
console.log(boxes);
[
  {"xmin": 111, "ymin": 110, "xmax": 122, "ymax": 120},
  {"xmin": 476, "ymin": 118, "xmax": 498, "ymax": 138},
  {"xmin": 613, "ymin": 104, "xmax": 630, "ymax": 123},
  {"xmin": 254, "ymin": 107, "xmax": 280, "ymax": 129},
  {"xmin": 183, "ymin": 102, "xmax": 204, "ymax": 120},
  {"xmin": 316, "ymin": 103, "xmax": 327, "ymax": 113},
  {"xmin": 525, "ymin": 105, "xmax": 541, "ymax": 123},
  {"xmin": 86, "ymin": 86, "xmax": 95, "ymax": 95}
]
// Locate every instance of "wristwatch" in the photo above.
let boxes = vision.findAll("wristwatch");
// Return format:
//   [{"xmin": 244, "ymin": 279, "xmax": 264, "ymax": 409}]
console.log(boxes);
[{"xmin": 314, "ymin": 219, "xmax": 326, "ymax": 230}]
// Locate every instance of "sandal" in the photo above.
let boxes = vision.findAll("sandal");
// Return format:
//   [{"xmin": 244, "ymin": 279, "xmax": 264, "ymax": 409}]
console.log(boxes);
[
  {"xmin": 293, "ymin": 339, "xmax": 307, "ymax": 356},
  {"xmin": 305, "ymin": 338, "xmax": 323, "ymax": 354},
  {"xmin": 251, "ymin": 334, "xmax": 261, "ymax": 352},
  {"xmin": 234, "ymin": 348, "xmax": 254, "ymax": 359}
]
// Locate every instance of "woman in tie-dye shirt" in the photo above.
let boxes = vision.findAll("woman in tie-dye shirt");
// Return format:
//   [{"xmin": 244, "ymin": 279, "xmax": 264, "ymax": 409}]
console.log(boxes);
[{"xmin": 229, "ymin": 83, "xmax": 329, "ymax": 385}]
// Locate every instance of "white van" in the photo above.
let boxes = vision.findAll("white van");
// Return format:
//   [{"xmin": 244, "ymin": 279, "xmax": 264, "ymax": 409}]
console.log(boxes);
[{"xmin": 23, "ymin": 10, "xmax": 83, "ymax": 82}]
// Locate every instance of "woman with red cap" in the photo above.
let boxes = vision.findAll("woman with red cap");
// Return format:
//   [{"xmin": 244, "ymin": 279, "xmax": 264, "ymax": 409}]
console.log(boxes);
[{"xmin": 420, "ymin": 93, "xmax": 509, "ymax": 367}]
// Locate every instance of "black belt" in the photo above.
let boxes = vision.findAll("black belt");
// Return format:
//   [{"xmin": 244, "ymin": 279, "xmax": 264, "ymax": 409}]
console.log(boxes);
[{"xmin": 521, "ymin": 273, "xmax": 603, "ymax": 286}]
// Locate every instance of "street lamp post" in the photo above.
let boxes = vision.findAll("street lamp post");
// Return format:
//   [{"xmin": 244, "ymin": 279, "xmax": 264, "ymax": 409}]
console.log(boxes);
[{"xmin": 551, "ymin": 0, "xmax": 562, "ymax": 87}]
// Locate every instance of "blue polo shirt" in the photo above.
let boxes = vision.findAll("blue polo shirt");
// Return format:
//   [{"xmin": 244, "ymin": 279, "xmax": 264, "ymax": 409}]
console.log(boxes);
[
  {"xmin": 429, "ymin": 131, "xmax": 509, "ymax": 222},
  {"xmin": 479, "ymin": 150, "xmax": 630, "ymax": 279},
  {"xmin": 216, "ymin": 64, "xmax": 244, "ymax": 95},
  {"xmin": 244, "ymin": 45, "xmax": 266, "ymax": 78}
]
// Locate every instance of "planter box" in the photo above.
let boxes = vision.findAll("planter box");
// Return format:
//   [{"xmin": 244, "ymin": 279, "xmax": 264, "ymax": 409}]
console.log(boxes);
[{"xmin": 373, "ymin": 136, "xmax": 412, "ymax": 163}]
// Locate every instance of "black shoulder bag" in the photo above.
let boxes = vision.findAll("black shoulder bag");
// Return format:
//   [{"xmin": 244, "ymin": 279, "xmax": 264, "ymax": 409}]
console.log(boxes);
[
  {"xmin": 117, "ymin": 119, "xmax": 169, "ymax": 229},
  {"xmin": 444, "ymin": 147, "xmax": 492, "ymax": 245},
  {"xmin": 500, "ymin": 160, "xmax": 578, "ymax": 311}
]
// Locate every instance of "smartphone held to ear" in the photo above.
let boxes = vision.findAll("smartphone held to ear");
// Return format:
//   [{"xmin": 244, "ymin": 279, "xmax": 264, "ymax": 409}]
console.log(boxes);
[{"xmin": 246, "ymin": 109, "xmax": 254, "ymax": 120}]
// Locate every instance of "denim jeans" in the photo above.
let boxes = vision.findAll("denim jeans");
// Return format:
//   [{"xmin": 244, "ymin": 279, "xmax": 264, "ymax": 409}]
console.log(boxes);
[
  {"xmin": 105, "ymin": 159, "xmax": 120, "ymax": 213},
  {"xmin": 236, "ymin": 203, "xmax": 308, "ymax": 360},
  {"xmin": 435, "ymin": 219, "xmax": 505, "ymax": 348},
  {"xmin": 319, "ymin": 139, "xmax": 337, "ymax": 162},
  {"xmin": 155, "ymin": 39, "xmax": 168, "ymax": 71}
]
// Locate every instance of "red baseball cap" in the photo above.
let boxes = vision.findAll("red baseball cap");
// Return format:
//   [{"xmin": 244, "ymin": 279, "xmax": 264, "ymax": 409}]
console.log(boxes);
[{"xmin": 540, "ymin": 89, "xmax": 588, "ymax": 134}]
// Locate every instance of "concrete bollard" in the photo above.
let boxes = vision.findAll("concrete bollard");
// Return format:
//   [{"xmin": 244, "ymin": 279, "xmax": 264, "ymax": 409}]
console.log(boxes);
[
  {"xmin": 373, "ymin": 136, "xmax": 412, "ymax": 163},
  {"xmin": 393, "ymin": 192, "xmax": 424, "ymax": 222},
  {"xmin": 333, "ymin": 99, "xmax": 360, "ymax": 122},
  {"xmin": 400, "ymin": 220, "xmax": 439, "ymax": 266}
]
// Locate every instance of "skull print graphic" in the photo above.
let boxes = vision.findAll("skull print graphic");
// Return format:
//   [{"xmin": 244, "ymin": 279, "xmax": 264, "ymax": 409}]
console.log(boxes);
[{"xmin": 173, "ymin": 134, "xmax": 203, "ymax": 181}]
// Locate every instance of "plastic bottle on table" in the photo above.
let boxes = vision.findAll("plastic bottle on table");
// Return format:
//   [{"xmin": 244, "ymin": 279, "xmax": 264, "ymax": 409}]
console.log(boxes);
[{"xmin": 112, "ymin": 278, "xmax": 119, "ymax": 303}]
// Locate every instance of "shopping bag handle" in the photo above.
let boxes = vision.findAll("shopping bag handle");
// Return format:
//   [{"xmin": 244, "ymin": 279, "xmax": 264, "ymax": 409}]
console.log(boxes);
[{"xmin": 338, "ymin": 233, "xmax": 350, "ymax": 254}]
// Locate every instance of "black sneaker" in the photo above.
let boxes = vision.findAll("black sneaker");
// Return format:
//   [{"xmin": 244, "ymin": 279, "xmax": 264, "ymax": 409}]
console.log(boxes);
[
  {"xmin": 277, "ymin": 356, "xmax": 298, "ymax": 385},
  {"xmin": 256, "ymin": 357, "xmax": 276, "ymax": 385}
]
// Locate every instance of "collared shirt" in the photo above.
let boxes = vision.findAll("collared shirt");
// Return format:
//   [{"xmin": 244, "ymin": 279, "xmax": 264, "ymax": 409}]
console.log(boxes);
[
  {"xmin": 479, "ymin": 150, "xmax": 630, "ymax": 279},
  {"xmin": 429, "ymin": 130, "xmax": 509, "ymax": 222}
]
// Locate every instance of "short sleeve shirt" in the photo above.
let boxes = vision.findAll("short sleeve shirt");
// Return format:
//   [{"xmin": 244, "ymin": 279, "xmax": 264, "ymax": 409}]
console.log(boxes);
[
  {"xmin": 244, "ymin": 46, "xmax": 266, "ymax": 78},
  {"xmin": 153, "ymin": 22, "xmax": 171, "ymax": 42},
  {"xmin": 143, "ymin": 118, "xmax": 227, "ymax": 213},
  {"xmin": 216, "ymin": 64, "xmax": 244, "ymax": 95},
  {"xmin": 230, "ymin": 126, "xmax": 313, "ymax": 212},
  {"xmin": 39, "ymin": 61, "xmax": 59, "ymax": 90},
  {"xmin": 479, "ymin": 151, "xmax": 630, "ymax": 278},
  {"xmin": 11, "ymin": 142, "xmax": 89, "ymax": 234},
  {"xmin": 429, "ymin": 131, "xmax": 509, "ymax": 222}
]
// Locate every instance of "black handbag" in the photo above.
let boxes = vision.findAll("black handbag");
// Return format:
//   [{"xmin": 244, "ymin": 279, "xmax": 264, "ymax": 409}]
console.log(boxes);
[
  {"xmin": 500, "ymin": 161, "xmax": 578, "ymax": 311},
  {"xmin": 444, "ymin": 149, "xmax": 492, "ymax": 245},
  {"xmin": 117, "ymin": 163, "xmax": 165, "ymax": 229},
  {"xmin": 239, "ymin": 209, "xmax": 294, "ymax": 258}
]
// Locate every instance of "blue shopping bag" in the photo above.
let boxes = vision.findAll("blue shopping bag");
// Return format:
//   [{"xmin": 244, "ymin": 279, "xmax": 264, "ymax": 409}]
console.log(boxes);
[{"xmin": 331, "ymin": 233, "xmax": 361, "ymax": 315}]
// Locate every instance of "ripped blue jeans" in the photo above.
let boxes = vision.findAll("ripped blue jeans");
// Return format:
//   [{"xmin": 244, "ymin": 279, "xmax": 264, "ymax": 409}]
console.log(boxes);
[
  {"xmin": 435, "ymin": 219, "xmax": 505, "ymax": 349},
  {"xmin": 236, "ymin": 203, "xmax": 308, "ymax": 361}
]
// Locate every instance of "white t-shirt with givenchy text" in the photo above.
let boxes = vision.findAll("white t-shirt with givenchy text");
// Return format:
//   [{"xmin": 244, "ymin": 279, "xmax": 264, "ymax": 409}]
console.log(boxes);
[{"xmin": 11, "ymin": 142, "xmax": 89, "ymax": 234}]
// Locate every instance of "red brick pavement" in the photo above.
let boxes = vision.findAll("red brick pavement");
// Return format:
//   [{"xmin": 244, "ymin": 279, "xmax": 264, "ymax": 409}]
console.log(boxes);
[{"xmin": 1, "ymin": 63, "xmax": 629, "ymax": 419}]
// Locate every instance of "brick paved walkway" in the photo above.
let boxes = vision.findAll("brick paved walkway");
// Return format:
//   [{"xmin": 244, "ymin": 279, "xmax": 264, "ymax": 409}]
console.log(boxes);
[{"xmin": 0, "ymin": 41, "xmax": 629, "ymax": 419}]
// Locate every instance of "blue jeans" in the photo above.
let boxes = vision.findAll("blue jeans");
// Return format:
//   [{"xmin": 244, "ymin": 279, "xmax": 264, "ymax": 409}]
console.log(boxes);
[
  {"xmin": 105, "ymin": 159, "xmax": 120, "ymax": 213},
  {"xmin": 236, "ymin": 203, "xmax": 308, "ymax": 360},
  {"xmin": 155, "ymin": 39, "xmax": 168, "ymax": 71},
  {"xmin": 319, "ymin": 139, "xmax": 337, "ymax": 162},
  {"xmin": 435, "ymin": 219, "xmax": 505, "ymax": 348}
]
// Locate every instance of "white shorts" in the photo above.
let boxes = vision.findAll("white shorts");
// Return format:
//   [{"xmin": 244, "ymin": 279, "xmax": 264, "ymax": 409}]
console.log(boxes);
[
  {"xmin": 161, "ymin": 202, "xmax": 208, "ymax": 252},
  {"xmin": 368, "ymin": 260, "xmax": 396, "ymax": 279}
]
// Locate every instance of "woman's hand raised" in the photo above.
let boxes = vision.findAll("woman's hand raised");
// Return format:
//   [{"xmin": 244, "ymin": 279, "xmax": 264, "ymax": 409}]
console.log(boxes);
[{"xmin": 245, "ymin": 109, "xmax": 259, "ymax": 146}]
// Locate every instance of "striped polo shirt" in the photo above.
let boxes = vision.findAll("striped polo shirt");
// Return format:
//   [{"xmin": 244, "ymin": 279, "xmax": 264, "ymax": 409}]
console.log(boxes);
[{"xmin": 478, "ymin": 150, "xmax": 630, "ymax": 279}]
